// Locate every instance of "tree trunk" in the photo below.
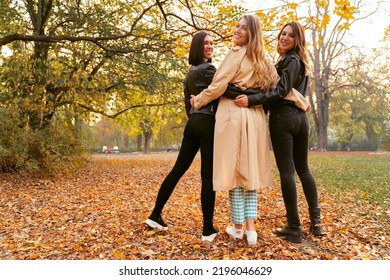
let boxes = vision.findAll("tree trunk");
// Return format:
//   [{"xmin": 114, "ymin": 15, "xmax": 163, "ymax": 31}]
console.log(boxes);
[
  {"xmin": 136, "ymin": 134, "xmax": 142, "ymax": 151},
  {"xmin": 316, "ymin": 125, "xmax": 328, "ymax": 152},
  {"xmin": 143, "ymin": 130, "xmax": 152, "ymax": 154}
]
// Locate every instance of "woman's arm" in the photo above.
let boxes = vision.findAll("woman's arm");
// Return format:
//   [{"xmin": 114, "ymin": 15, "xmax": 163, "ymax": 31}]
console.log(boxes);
[
  {"xmin": 223, "ymin": 84, "xmax": 263, "ymax": 99},
  {"xmin": 236, "ymin": 55, "xmax": 302, "ymax": 107},
  {"xmin": 192, "ymin": 47, "xmax": 246, "ymax": 109}
]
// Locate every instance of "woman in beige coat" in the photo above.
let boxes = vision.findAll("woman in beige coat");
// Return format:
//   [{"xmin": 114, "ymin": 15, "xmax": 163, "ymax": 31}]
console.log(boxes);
[{"xmin": 191, "ymin": 14, "xmax": 278, "ymax": 246}]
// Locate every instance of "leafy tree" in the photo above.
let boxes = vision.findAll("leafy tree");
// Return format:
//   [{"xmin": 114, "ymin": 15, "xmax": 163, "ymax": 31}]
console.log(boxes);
[
  {"xmin": 329, "ymin": 23, "xmax": 390, "ymax": 151},
  {"xmin": 329, "ymin": 53, "xmax": 390, "ymax": 150},
  {"xmin": 0, "ymin": 0, "xmax": 248, "ymax": 171},
  {"xmin": 255, "ymin": 0, "xmax": 381, "ymax": 151}
]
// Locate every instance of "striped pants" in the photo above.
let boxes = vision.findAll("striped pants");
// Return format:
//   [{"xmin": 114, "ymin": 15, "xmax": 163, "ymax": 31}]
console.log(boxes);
[{"xmin": 229, "ymin": 186, "xmax": 258, "ymax": 224}]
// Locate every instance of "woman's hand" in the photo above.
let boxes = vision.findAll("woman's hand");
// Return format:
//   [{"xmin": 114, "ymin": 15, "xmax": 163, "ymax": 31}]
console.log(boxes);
[
  {"xmin": 234, "ymin": 95, "xmax": 249, "ymax": 107},
  {"xmin": 190, "ymin": 95, "xmax": 202, "ymax": 110}
]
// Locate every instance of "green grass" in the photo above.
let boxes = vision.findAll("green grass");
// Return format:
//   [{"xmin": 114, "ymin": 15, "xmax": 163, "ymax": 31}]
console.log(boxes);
[{"xmin": 308, "ymin": 152, "xmax": 390, "ymax": 210}]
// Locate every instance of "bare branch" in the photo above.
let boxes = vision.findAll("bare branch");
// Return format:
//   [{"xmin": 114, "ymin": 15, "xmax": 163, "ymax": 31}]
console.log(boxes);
[{"xmin": 77, "ymin": 100, "xmax": 181, "ymax": 119}]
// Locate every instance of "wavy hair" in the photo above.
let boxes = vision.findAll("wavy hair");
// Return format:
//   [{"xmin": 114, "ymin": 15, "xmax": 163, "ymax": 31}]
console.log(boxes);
[
  {"xmin": 277, "ymin": 21, "xmax": 310, "ymax": 74},
  {"xmin": 237, "ymin": 15, "xmax": 278, "ymax": 91}
]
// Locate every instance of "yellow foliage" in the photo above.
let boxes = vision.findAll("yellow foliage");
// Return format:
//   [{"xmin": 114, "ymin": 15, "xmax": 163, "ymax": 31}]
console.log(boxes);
[
  {"xmin": 317, "ymin": 14, "xmax": 331, "ymax": 32},
  {"xmin": 384, "ymin": 25, "xmax": 390, "ymax": 41},
  {"xmin": 255, "ymin": 10, "xmax": 273, "ymax": 31},
  {"xmin": 280, "ymin": 14, "xmax": 296, "ymax": 26},
  {"xmin": 334, "ymin": 0, "xmax": 356, "ymax": 21},
  {"xmin": 174, "ymin": 37, "xmax": 190, "ymax": 59},
  {"xmin": 337, "ymin": 22, "xmax": 351, "ymax": 31},
  {"xmin": 335, "ymin": 0, "xmax": 350, "ymax": 5},
  {"xmin": 226, "ymin": 20, "xmax": 237, "ymax": 29},
  {"xmin": 316, "ymin": 0, "xmax": 329, "ymax": 10},
  {"xmin": 322, "ymin": 14, "xmax": 331, "ymax": 28},
  {"xmin": 219, "ymin": 5, "xmax": 234, "ymax": 14},
  {"xmin": 287, "ymin": 3, "xmax": 299, "ymax": 10},
  {"xmin": 307, "ymin": 16, "xmax": 316, "ymax": 25},
  {"xmin": 255, "ymin": 10, "xmax": 267, "ymax": 21}
]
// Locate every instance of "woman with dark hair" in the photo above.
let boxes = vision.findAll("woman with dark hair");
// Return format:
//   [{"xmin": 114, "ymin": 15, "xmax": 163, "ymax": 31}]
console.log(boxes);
[
  {"xmin": 145, "ymin": 31, "xmax": 254, "ymax": 242},
  {"xmin": 234, "ymin": 21, "xmax": 323, "ymax": 243},
  {"xmin": 145, "ymin": 31, "xmax": 218, "ymax": 242}
]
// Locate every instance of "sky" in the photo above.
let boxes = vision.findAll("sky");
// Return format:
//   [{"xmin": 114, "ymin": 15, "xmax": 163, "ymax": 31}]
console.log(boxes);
[{"xmin": 239, "ymin": 0, "xmax": 390, "ymax": 53}]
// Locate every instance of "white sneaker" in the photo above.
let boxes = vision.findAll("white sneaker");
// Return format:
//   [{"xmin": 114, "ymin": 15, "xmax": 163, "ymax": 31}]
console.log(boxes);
[
  {"xmin": 145, "ymin": 218, "xmax": 168, "ymax": 230},
  {"xmin": 226, "ymin": 226, "xmax": 244, "ymax": 240},
  {"xmin": 246, "ymin": 230, "xmax": 257, "ymax": 246},
  {"xmin": 201, "ymin": 232, "xmax": 218, "ymax": 242}
]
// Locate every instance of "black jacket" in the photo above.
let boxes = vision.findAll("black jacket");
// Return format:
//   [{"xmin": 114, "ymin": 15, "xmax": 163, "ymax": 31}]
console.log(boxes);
[
  {"xmin": 184, "ymin": 62, "xmax": 218, "ymax": 117},
  {"xmin": 247, "ymin": 50, "xmax": 308, "ymax": 108}
]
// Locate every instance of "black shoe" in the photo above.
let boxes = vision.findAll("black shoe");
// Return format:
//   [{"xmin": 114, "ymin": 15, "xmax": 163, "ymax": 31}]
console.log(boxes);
[
  {"xmin": 202, "ymin": 226, "xmax": 219, "ymax": 242},
  {"xmin": 145, "ymin": 214, "xmax": 168, "ymax": 230},
  {"xmin": 275, "ymin": 225, "xmax": 302, "ymax": 243},
  {"xmin": 309, "ymin": 207, "xmax": 323, "ymax": 236},
  {"xmin": 310, "ymin": 224, "xmax": 323, "ymax": 236}
]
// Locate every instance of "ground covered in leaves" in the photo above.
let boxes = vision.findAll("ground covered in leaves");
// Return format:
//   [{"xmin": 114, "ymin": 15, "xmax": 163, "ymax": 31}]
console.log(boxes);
[{"xmin": 0, "ymin": 152, "xmax": 389, "ymax": 260}]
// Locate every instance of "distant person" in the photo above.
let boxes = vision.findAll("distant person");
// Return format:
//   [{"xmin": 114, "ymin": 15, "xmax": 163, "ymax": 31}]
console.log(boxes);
[
  {"xmin": 234, "ymin": 21, "xmax": 323, "ymax": 243},
  {"xmin": 191, "ymin": 15, "xmax": 279, "ymax": 246}
]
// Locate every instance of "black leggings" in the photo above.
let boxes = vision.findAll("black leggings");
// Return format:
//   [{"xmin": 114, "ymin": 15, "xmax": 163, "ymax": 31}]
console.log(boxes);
[
  {"xmin": 269, "ymin": 105, "xmax": 319, "ymax": 223},
  {"xmin": 153, "ymin": 113, "xmax": 215, "ymax": 223}
]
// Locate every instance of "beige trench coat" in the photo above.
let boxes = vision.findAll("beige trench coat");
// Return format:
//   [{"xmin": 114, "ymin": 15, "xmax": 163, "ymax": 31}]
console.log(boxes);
[{"xmin": 193, "ymin": 46, "xmax": 276, "ymax": 191}]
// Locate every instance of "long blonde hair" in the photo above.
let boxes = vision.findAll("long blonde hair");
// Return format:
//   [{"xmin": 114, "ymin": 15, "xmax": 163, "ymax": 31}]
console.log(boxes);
[{"xmin": 238, "ymin": 15, "xmax": 278, "ymax": 90}]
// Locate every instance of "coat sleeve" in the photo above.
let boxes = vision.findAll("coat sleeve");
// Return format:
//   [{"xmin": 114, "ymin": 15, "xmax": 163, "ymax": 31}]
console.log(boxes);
[
  {"xmin": 247, "ymin": 55, "xmax": 302, "ymax": 107},
  {"xmin": 223, "ymin": 84, "xmax": 263, "ymax": 99},
  {"xmin": 193, "ymin": 48, "xmax": 245, "ymax": 109}
]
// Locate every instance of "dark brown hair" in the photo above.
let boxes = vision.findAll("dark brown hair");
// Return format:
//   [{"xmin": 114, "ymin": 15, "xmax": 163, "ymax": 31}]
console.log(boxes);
[
  {"xmin": 277, "ymin": 21, "xmax": 310, "ymax": 74},
  {"xmin": 188, "ymin": 31, "xmax": 212, "ymax": 66}
]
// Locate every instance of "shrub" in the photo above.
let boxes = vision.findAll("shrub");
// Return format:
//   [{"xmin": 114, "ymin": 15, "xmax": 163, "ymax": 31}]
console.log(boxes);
[{"xmin": 0, "ymin": 107, "xmax": 88, "ymax": 174}]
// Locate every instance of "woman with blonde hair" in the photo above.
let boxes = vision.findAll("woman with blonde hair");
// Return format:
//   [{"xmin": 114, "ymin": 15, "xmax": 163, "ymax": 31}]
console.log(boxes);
[
  {"xmin": 191, "ymin": 14, "xmax": 279, "ymax": 246},
  {"xmin": 234, "ymin": 21, "xmax": 322, "ymax": 243},
  {"xmin": 145, "ymin": 31, "xmax": 257, "ymax": 242}
]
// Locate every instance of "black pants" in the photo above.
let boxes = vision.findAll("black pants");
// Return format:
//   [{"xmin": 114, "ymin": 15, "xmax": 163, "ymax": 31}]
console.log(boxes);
[
  {"xmin": 269, "ymin": 105, "xmax": 319, "ymax": 225},
  {"xmin": 153, "ymin": 113, "xmax": 215, "ymax": 223}
]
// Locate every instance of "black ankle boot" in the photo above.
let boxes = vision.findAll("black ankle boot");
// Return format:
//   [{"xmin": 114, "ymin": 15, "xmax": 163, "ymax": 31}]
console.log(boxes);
[
  {"xmin": 309, "ymin": 207, "xmax": 322, "ymax": 236},
  {"xmin": 275, "ymin": 225, "xmax": 302, "ymax": 243}
]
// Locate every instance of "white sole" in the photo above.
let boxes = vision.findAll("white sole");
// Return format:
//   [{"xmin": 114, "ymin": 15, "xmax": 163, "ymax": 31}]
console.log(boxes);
[
  {"xmin": 246, "ymin": 232, "xmax": 257, "ymax": 246},
  {"xmin": 201, "ymin": 233, "xmax": 218, "ymax": 242},
  {"xmin": 226, "ymin": 226, "xmax": 244, "ymax": 240},
  {"xmin": 145, "ymin": 219, "xmax": 168, "ymax": 230}
]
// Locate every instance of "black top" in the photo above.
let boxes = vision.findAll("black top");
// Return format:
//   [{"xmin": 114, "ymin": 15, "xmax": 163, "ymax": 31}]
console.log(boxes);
[
  {"xmin": 183, "ymin": 62, "xmax": 218, "ymax": 117},
  {"xmin": 247, "ymin": 50, "xmax": 308, "ymax": 108}
]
